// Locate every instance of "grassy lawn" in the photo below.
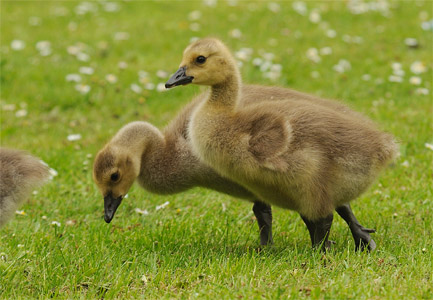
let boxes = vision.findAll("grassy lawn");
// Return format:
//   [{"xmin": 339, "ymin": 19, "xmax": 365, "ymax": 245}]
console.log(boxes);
[{"xmin": 1, "ymin": 1, "xmax": 432, "ymax": 298}]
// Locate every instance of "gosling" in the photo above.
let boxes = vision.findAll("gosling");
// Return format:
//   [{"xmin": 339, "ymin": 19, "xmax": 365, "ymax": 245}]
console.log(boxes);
[
  {"xmin": 165, "ymin": 38, "xmax": 397, "ymax": 251},
  {"xmin": 0, "ymin": 148, "xmax": 50, "ymax": 227}
]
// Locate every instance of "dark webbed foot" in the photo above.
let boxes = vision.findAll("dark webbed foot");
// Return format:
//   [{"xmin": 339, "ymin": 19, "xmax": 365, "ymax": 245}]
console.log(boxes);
[
  {"xmin": 354, "ymin": 226, "xmax": 376, "ymax": 251},
  {"xmin": 301, "ymin": 213, "xmax": 334, "ymax": 252},
  {"xmin": 252, "ymin": 201, "xmax": 273, "ymax": 246},
  {"xmin": 336, "ymin": 204, "xmax": 376, "ymax": 252}
]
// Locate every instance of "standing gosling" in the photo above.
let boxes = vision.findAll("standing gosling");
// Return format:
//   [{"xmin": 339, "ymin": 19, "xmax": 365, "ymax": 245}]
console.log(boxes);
[
  {"xmin": 0, "ymin": 148, "xmax": 50, "ymax": 227},
  {"xmin": 165, "ymin": 38, "xmax": 397, "ymax": 251}
]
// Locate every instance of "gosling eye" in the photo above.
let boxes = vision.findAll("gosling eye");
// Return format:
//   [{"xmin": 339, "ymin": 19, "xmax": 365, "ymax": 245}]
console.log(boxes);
[
  {"xmin": 110, "ymin": 172, "xmax": 120, "ymax": 182},
  {"xmin": 196, "ymin": 56, "xmax": 206, "ymax": 64}
]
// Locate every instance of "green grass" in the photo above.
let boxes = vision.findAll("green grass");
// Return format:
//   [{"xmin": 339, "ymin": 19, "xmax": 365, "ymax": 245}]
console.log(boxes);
[{"xmin": 1, "ymin": 1, "xmax": 432, "ymax": 299}]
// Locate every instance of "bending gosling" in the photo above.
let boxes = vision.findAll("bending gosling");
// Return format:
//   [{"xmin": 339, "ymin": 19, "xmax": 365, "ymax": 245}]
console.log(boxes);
[
  {"xmin": 0, "ymin": 148, "xmax": 50, "ymax": 227},
  {"xmin": 165, "ymin": 38, "xmax": 397, "ymax": 251},
  {"xmin": 94, "ymin": 91, "xmax": 273, "ymax": 245}
]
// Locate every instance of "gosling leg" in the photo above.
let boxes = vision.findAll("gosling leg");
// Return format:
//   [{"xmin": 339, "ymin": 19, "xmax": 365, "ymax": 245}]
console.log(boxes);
[
  {"xmin": 301, "ymin": 213, "xmax": 334, "ymax": 251},
  {"xmin": 336, "ymin": 203, "xmax": 376, "ymax": 252},
  {"xmin": 252, "ymin": 201, "xmax": 273, "ymax": 246}
]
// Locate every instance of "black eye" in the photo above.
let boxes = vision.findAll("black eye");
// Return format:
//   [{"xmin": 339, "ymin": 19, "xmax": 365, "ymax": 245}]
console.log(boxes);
[
  {"xmin": 110, "ymin": 172, "xmax": 119, "ymax": 182},
  {"xmin": 196, "ymin": 56, "xmax": 206, "ymax": 64}
]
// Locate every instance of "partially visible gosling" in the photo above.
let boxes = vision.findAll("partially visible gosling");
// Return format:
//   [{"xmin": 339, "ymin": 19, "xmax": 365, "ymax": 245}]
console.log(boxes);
[{"xmin": 0, "ymin": 148, "xmax": 50, "ymax": 227}]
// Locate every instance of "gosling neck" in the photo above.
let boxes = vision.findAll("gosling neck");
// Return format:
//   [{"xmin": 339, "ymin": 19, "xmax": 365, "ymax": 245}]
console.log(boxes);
[
  {"xmin": 208, "ymin": 71, "xmax": 241, "ymax": 108},
  {"xmin": 111, "ymin": 122, "xmax": 165, "ymax": 173}
]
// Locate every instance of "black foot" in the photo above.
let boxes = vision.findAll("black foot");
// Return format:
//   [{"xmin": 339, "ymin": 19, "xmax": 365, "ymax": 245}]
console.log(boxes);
[
  {"xmin": 301, "ymin": 213, "xmax": 334, "ymax": 252},
  {"xmin": 336, "ymin": 204, "xmax": 376, "ymax": 252},
  {"xmin": 253, "ymin": 201, "xmax": 273, "ymax": 246},
  {"xmin": 354, "ymin": 226, "xmax": 376, "ymax": 252}
]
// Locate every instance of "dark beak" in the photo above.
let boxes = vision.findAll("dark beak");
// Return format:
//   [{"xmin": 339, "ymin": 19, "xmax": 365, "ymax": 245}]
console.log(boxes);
[
  {"xmin": 165, "ymin": 66, "xmax": 194, "ymax": 88},
  {"xmin": 104, "ymin": 194, "xmax": 123, "ymax": 223}
]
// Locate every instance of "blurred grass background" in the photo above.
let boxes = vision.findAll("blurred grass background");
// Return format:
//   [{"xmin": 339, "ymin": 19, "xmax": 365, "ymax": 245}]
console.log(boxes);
[{"xmin": 1, "ymin": 1, "xmax": 432, "ymax": 298}]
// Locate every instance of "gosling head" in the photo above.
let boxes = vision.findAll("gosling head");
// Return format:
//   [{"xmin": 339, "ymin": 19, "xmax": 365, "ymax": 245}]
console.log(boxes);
[
  {"xmin": 165, "ymin": 38, "xmax": 237, "ymax": 88},
  {"xmin": 93, "ymin": 146, "xmax": 139, "ymax": 223}
]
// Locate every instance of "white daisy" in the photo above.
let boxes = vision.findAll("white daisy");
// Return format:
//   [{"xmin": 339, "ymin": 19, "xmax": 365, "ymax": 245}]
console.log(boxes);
[
  {"xmin": 114, "ymin": 32, "xmax": 130, "ymax": 41},
  {"xmin": 259, "ymin": 61, "xmax": 272, "ymax": 72},
  {"xmin": 2, "ymin": 104, "xmax": 16, "ymax": 111},
  {"xmin": 229, "ymin": 29, "xmax": 242, "ymax": 39},
  {"xmin": 11, "ymin": 40, "xmax": 25, "ymax": 51},
  {"xmin": 77, "ymin": 52, "xmax": 90, "ymax": 62},
  {"xmin": 189, "ymin": 23, "xmax": 201, "ymax": 32},
  {"xmin": 410, "ymin": 61, "xmax": 427, "ymax": 74},
  {"xmin": 75, "ymin": 84, "xmax": 91, "ymax": 94},
  {"xmin": 268, "ymin": 2, "xmax": 281, "ymax": 13},
  {"xmin": 48, "ymin": 168, "xmax": 58, "ymax": 179},
  {"xmin": 391, "ymin": 62, "xmax": 402, "ymax": 71},
  {"xmin": 66, "ymin": 220, "xmax": 77, "ymax": 226},
  {"xmin": 156, "ymin": 201, "xmax": 170, "ymax": 211},
  {"xmin": 68, "ymin": 22, "xmax": 78, "ymax": 31},
  {"xmin": 36, "ymin": 41, "xmax": 51, "ymax": 56},
  {"xmin": 118, "ymin": 61, "xmax": 128, "ymax": 69},
  {"xmin": 415, "ymin": 88, "xmax": 429, "ymax": 95},
  {"xmin": 79, "ymin": 66, "xmax": 94, "ymax": 75},
  {"xmin": 156, "ymin": 83, "xmax": 167, "ymax": 92},
  {"xmin": 65, "ymin": 74, "xmax": 82, "ymax": 82},
  {"xmin": 105, "ymin": 74, "xmax": 117, "ymax": 84},
  {"xmin": 190, "ymin": 37, "xmax": 200, "ymax": 43},
  {"xmin": 309, "ymin": 10, "xmax": 321, "ymax": 23},
  {"xmin": 333, "ymin": 59, "xmax": 351, "ymax": 73},
  {"xmin": 393, "ymin": 69, "xmax": 405, "ymax": 77},
  {"xmin": 326, "ymin": 29, "xmax": 337, "ymax": 38},
  {"xmin": 203, "ymin": 0, "xmax": 217, "ymax": 7},
  {"xmin": 404, "ymin": 38, "xmax": 418, "ymax": 48},
  {"xmin": 138, "ymin": 70, "xmax": 149, "ymax": 79},
  {"xmin": 103, "ymin": 2, "xmax": 120, "ymax": 12},
  {"xmin": 306, "ymin": 48, "xmax": 321, "ymax": 63},
  {"xmin": 144, "ymin": 83, "xmax": 155, "ymax": 90},
  {"xmin": 261, "ymin": 52, "xmax": 275, "ymax": 62},
  {"xmin": 51, "ymin": 221, "xmax": 61, "ymax": 227},
  {"xmin": 362, "ymin": 74, "xmax": 371, "ymax": 81},
  {"xmin": 67, "ymin": 134, "xmax": 82, "ymax": 141},
  {"xmin": 409, "ymin": 76, "xmax": 422, "ymax": 85},
  {"xmin": 235, "ymin": 48, "xmax": 253, "ymax": 61},
  {"xmin": 15, "ymin": 109, "xmax": 28, "ymax": 117},
  {"xmin": 311, "ymin": 71, "xmax": 320, "ymax": 79},
  {"xmin": 156, "ymin": 70, "xmax": 169, "ymax": 79},
  {"xmin": 134, "ymin": 208, "xmax": 149, "ymax": 215},
  {"xmin": 319, "ymin": 47, "xmax": 332, "ymax": 55},
  {"xmin": 264, "ymin": 71, "xmax": 281, "ymax": 81},
  {"xmin": 388, "ymin": 75, "xmax": 403, "ymax": 83},
  {"xmin": 188, "ymin": 10, "xmax": 202, "ymax": 21},
  {"xmin": 252, "ymin": 57, "xmax": 263, "ymax": 67},
  {"xmin": 292, "ymin": 1, "xmax": 307, "ymax": 15},
  {"xmin": 130, "ymin": 83, "xmax": 142, "ymax": 94},
  {"xmin": 67, "ymin": 45, "xmax": 80, "ymax": 55},
  {"xmin": 28, "ymin": 16, "xmax": 41, "ymax": 26}
]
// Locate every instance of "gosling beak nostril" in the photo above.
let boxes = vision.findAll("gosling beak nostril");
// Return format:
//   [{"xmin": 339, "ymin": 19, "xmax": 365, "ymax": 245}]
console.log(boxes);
[{"xmin": 165, "ymin": 66, "xmax": 194, "ymax": 88}]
